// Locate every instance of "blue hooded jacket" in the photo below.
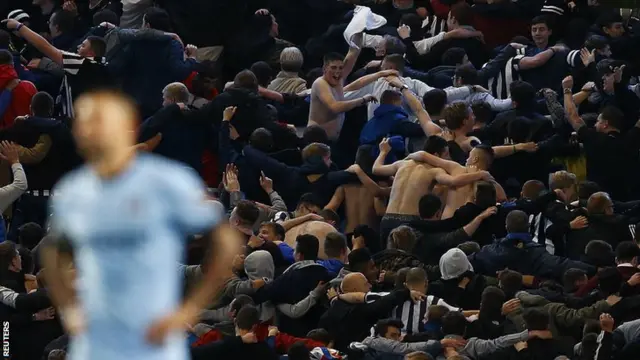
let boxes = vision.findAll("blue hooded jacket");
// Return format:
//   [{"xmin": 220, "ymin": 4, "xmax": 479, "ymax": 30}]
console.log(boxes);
[{"xmin": 359, "ymin": 104, "xmax": 409, "ymax": 145}]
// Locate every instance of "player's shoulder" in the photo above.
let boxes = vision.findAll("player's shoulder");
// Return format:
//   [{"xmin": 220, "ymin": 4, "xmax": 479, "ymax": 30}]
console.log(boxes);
[
  {"xmin": 53, "ymin": 165, "xmax": 96, "ymax": 197},
  {"xmin": 137, "ymin": 154, "xmax": 204, "ymax": 189}
]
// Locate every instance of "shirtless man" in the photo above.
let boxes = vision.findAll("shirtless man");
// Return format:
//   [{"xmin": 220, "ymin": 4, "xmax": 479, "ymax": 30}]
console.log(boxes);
[
  {"xmin": 309, "ymin": 38, "xmax": 392, "ymax": 141},
  {"xmin": 373, "ymin": 138, "xmax": 493, "ymax": 244},
  {"xmin": 407, "ymin": 144, "xmax": 507, "ymax": 219},
  {"xmin": 283, "ymin": 220, "xmax": 337, "ymax": 260}
]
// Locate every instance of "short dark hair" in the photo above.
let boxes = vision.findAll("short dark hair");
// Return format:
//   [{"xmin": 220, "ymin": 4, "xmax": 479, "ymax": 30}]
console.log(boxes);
[
  {"xmin": 523, "ymin": 308, "xmax": 549, "ymax": 331},
  {"xmin": 563, "ymin": 268, "xmax": 587, "ymax": 292},
  {"xmin": 250, "ymin": 61, "xmax": 273, "ymax": 87},
  {"xmin": 51, "ymin": 10, "xmax": 76, "ymax": 34},
  {"xmin": 287, "ymin": 341, "xmax": 310, "ymax": 360},
  {"xmin": 471, "ymin": 101, "xmax": 492, "ymax": 124},
  {"xmin": 0, "ymin": 241, "xmax": 18, "ymax": 270},
  {"xmin": 454, "ymin": 64, "xmax": 478, "ymax": 85},
  {"xmin": 480, "ymin": 286, "xmax": 506, "ymax": 318},
  {"xmin": 394, "ymin": 267, "xmax": 411, "ymax": 289},
  {"xmin": 450, "ymin": 2, "xmax": 473, "ymax": 26},
  {"xmin": 260, "ymin": 222, "xmax": 285, "ymax": 240},
  {"xmin": 475, "ymin": 180, "xmax": 497, "ymax": 209},
  {"xmin": 143, "ymin": 7, "xmax": 172, "ymax": 31},
  {"xmin": 506, "ymin": 210, "xmax": 529, "ymax": 233},
  {"xmin": 374, "ymin": 318, "xmax": 404, "ymax": 336},
  {"xmin": 86, "ymin": 36, "xmax": 107, "ymax": 58},
  {"xmin": 510, "ymin": 81, "xmax": 536, "ymax": 108},
  {"xmin": 323, "ymin": 52, "xmax": 344, "ymax": 65},
  {"xmin": 302, "ymin": 126, "xmax": 329, "ymax": 145},
  {"xmin": 423, "ymin": 89, "xmax": 447, "ymax": 115},
  {"xmin": 616, "ymin": 242, "xmax": 640, "ymax": 263},
  {"xmin": 0, "ymin": 50, "xmax": 13, "ymax": 65},
  {"xmin": 301, "ymin": 143, "xmax": 331, "ymax": 162},
  {"xmin": 297, "ymin": 193, "xmax": 323, "ymax": 210},
  {"xmin": 319, "ymin": 209, "xmax": 339, "ymax": 224},
  {"xmin": 600, "ymin": 106, "xmax": 624, "ymax": 130},
  {"xmin": 380, "ymin": 89, "xmax": 402, "ymax": 105},
  {"xmin": 598, "ymin": 266, "xmax": 623, "ymax": 295},
  {"xmin": 422, "ymin": 135, "xmax": 448, "ymax": 156},
  {"xmin": 249, "ymin": 127, "xmax": 274, "ymax": 152},
  {"xmin": 93, "ymin": 9, "xmax": 119, "ymax": 26},
  {"xmin": 231, "ymin": 294, "xmax": 255, "ymax": 315},
  {"xmin": 235, "ymin": 305, "xmax": 260, "ymax": 331},
  {"xmin": 19, "ymin": 247, "xmax": 33, "ymax": 274},
  {"xmin": 324, "ymin": 232, "xmax": 347, "ymax": 258},
  {"xmin": 584, "ymin": 35, "xmax": 608, "ymax": 51},
  {"xmin": 442, "ymin": 47, "xmax": 467, "ymax": 66},
  {"xmin": 306, "ymin": 328, "xmax": 332, "ymax": 345},
  {"xmin": 442, "ymin": 311, "xmax": 467, "ymax": 336},
  {"xmin": 234, "ymin": 70, "xmax": 258, "ymax": 91},
  {"xmin": 531, "ymin": 15, "xmax": 552, "ymax": 29},
  {"xmin": 30, "ymin": 92, "xmax": 54, "ymax": 117},
  {"xmin": 584, "ymin": 240, "xmax": 615, "ymax": 268},
  {"xmin": 383, "ymin": 54, "xmax": 405, "ymax": 74},
  {"xmin": 295, "ymin": 234, "xmax": 319, "ymax": 261},
  {"xmin": 419, "ymin": 194, "xmax": 442, "ymax": 218},
  {"xmin": 348, "ymin": 248, "xmax": 372, "ymax": 272},
  {"xmin": 234, "ymin": 200, "xmax": 260, "ymax": 226},
  {"xmin": 499, "ymin": 269, "xmax": 523, "ymax": 298},
  {"xmin": 17, "ymin": 222, "xmax": 44, "ymax": 250},
  {"xmin": 474, "ymin": 144, "xmax": 495, "ymax": 164}
]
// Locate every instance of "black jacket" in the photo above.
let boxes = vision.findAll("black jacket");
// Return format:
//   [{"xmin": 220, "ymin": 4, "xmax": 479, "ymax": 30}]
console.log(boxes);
[
  {"xmin": 252, "ymin": 262, "xmax": 332, "ymax": 337},
  {"xmin": 0, "ymin": 116, "xmax": 79, "ymax": 190},
  {"xmin": 565, "ymin": 214, "xmax": 633, "ymax": 261},
  {"xmin": 319, "ymin": 288, "xmax": 411, "ymax": 352}
]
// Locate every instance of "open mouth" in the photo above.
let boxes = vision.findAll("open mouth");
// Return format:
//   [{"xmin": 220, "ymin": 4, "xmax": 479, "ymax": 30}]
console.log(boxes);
[{"xmin": 332, "ymin": 75, "xmax": 340, "ymax": 82}]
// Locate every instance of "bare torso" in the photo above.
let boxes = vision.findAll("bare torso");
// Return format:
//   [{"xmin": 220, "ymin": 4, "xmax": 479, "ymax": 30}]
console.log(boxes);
[
  {"xmin": 308, "ymin": 78, "xmax": 345, "ymax": 140},
  {"xmin": 386, "ymin": 160, "xmax": 438, "ymax": 216},
  {"xmin": 284, "ymin": 221, "xmax": 337, "ymax": 259},
  {"xmin": 441, "ymin": 166, "xmax": 477, "ymax": 219},
  {"xmin": 343, "ymin": 184, "xmax": 379, "ymax": 233}
]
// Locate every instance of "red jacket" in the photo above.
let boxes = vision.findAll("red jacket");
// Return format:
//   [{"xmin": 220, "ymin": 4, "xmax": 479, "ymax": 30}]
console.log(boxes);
[
  {"xmin": 0, "ymin": 65, "xmax": 37, "ymax": 129},
  {"xmin": 192, "ymin": 322, "xmax": 325, "ymax": 353}
]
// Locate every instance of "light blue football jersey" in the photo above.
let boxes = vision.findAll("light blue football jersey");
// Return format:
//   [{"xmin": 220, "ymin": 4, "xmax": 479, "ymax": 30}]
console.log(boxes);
[{"xmin": 50, "ymin": 154, "xmax": 222, "ymax": 360}]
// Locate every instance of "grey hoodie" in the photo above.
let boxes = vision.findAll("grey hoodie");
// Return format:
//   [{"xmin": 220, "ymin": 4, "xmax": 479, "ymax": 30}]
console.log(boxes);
[
  {"xmin": 200, "ymin": 251, "xmax": 323, "ymax": 322},
  {"xmin": 436, "ymin": 331, "xmax": 530, "ymax": 360},
  {"xmin": 361, "ymin": 336, "xmax": 441, "ymax": 356}
]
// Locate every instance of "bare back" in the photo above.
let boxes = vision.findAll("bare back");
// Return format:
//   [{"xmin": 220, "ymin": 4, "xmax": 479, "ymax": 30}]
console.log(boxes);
[
  {"xmin": 441, "ymin": 166, "xmax": 477, "ymax": 219},
  {"xmin": 343, "ymin": 184, "xmax": 379, "ymax": 233},
  {"xmin": 386, "ymin": 160, "xmax": 438, "ymax": 216},
  {"xmin": 284, "ymin": 221, "xmax": 337, "ymax": 259}
]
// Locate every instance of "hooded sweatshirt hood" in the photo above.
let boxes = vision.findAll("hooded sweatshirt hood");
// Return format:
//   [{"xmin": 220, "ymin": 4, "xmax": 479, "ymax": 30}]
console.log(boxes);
[
  {"xmin": 244, "ymin": 250, "xmax": 275, "ymax": 281},
  {"xmin": 439, "ymin": 248, "xmax": 474, "ymax": 280}
]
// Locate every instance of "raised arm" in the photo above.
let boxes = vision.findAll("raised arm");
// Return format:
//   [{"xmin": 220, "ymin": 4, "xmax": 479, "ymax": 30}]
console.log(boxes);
[
  {"xmin": 350, "ymin": 165, "xmax": 392, "ymax": 198},
  {"xmin": 561, "ymin": 76, "xmax": 586, "ymax": 132},
  {"xmin": 315, "ymin": 79, "xmax": 370, "ymax": 114},
  {"xmin": 342, "ymin": 44, "xmax": 362, "ymax": 80},
  {"xmin": 387, "ymin": 77, "xmax": 442, "ymax": 136},
  {"xmin": 372, "ymin": 138, "xmax": 404, "ymax": 177},
  {"xmin": 4, "ymin": 19, "xmax": 63, "ymax": 64},
  {"xmin": 344, "ymin": 69, "xmax": 397, "ymax": 93}
]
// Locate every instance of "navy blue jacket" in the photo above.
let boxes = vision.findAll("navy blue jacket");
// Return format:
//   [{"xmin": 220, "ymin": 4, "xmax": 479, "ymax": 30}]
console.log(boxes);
[
  {"xmin": 469, "ymin": 233, "xmax": 596, "ymax": 281},
  {"xmin": 252, "ymin": 262, "xmax": 333, "ymax": 337},
  {"xmin": 359, "ymin": 104, "xmax": 423, "ymax": 145}
]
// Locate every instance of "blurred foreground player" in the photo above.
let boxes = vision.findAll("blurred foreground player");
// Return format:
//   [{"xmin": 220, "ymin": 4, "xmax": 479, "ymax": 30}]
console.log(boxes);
[{"xmin": 41, "ymin": 91, "xmax": 241, "ymax": 360}]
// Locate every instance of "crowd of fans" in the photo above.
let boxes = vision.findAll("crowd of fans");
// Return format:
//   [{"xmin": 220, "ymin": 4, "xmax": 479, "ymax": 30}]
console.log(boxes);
[{"xmin": 0, "ymin": 0, "xmax": 640, "ymax": 359}]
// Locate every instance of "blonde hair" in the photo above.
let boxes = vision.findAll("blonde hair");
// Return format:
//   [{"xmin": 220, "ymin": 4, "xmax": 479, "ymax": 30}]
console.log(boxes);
[
  {"xmin": 162, "ymin": 82, "xmax": 190, "ymax": 103},
  {"xmin": 549, "ymin": 171, "xmax": 577, "ymax": 190}
]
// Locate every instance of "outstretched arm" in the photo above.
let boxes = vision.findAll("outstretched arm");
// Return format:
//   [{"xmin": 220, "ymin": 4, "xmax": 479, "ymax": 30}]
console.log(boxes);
[
  {"xmin": 342, "ymin": 45, "xmax": 361, "ymax": 81},
  {"xmin": 405, "ymin": 150, "xmax": 463, "ymax": 174},
  {"xmin": 434, "ymin": 168, "xmax": 489, "ymax": 187},
  {"xmin": 372, "ymin": 141, "xmax": 404, "ymax": 177},
  {"xmin": 5, "ymin": 20, "xmax": 63, "ymax": 64}
]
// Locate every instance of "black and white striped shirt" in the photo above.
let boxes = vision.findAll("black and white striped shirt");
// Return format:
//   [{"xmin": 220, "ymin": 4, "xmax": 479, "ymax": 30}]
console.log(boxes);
[
  {"xmin": 366, "ymin": 292, "xmax": 459, "ymax": 335},
  {"xmin": 484, "ymin": 48, "xmax": 526, "ymax": 100},
  {"xmin": 541, "ymin": 0, "xmax": 568, "ymax": 16},
  {"xmin": 422, "ymin": 15, "xmax": 447, "ymax": 37},
  {"xmin": 58, "ymin": 51, "xmax": 110, "ymax": 118}
]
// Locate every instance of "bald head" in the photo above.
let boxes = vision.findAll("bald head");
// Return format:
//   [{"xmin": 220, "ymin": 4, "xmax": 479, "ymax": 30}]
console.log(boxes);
[
  {"xmin": 587, "ymin": 192, "xmax": 613, "ymax": 215},
  {"xmin": 73, "ymin": 91, "xmax": 138, "ymax": 160},
  {"xmin": 341, "ymin": 272, "xmax": 370, "ymax": 293}
]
